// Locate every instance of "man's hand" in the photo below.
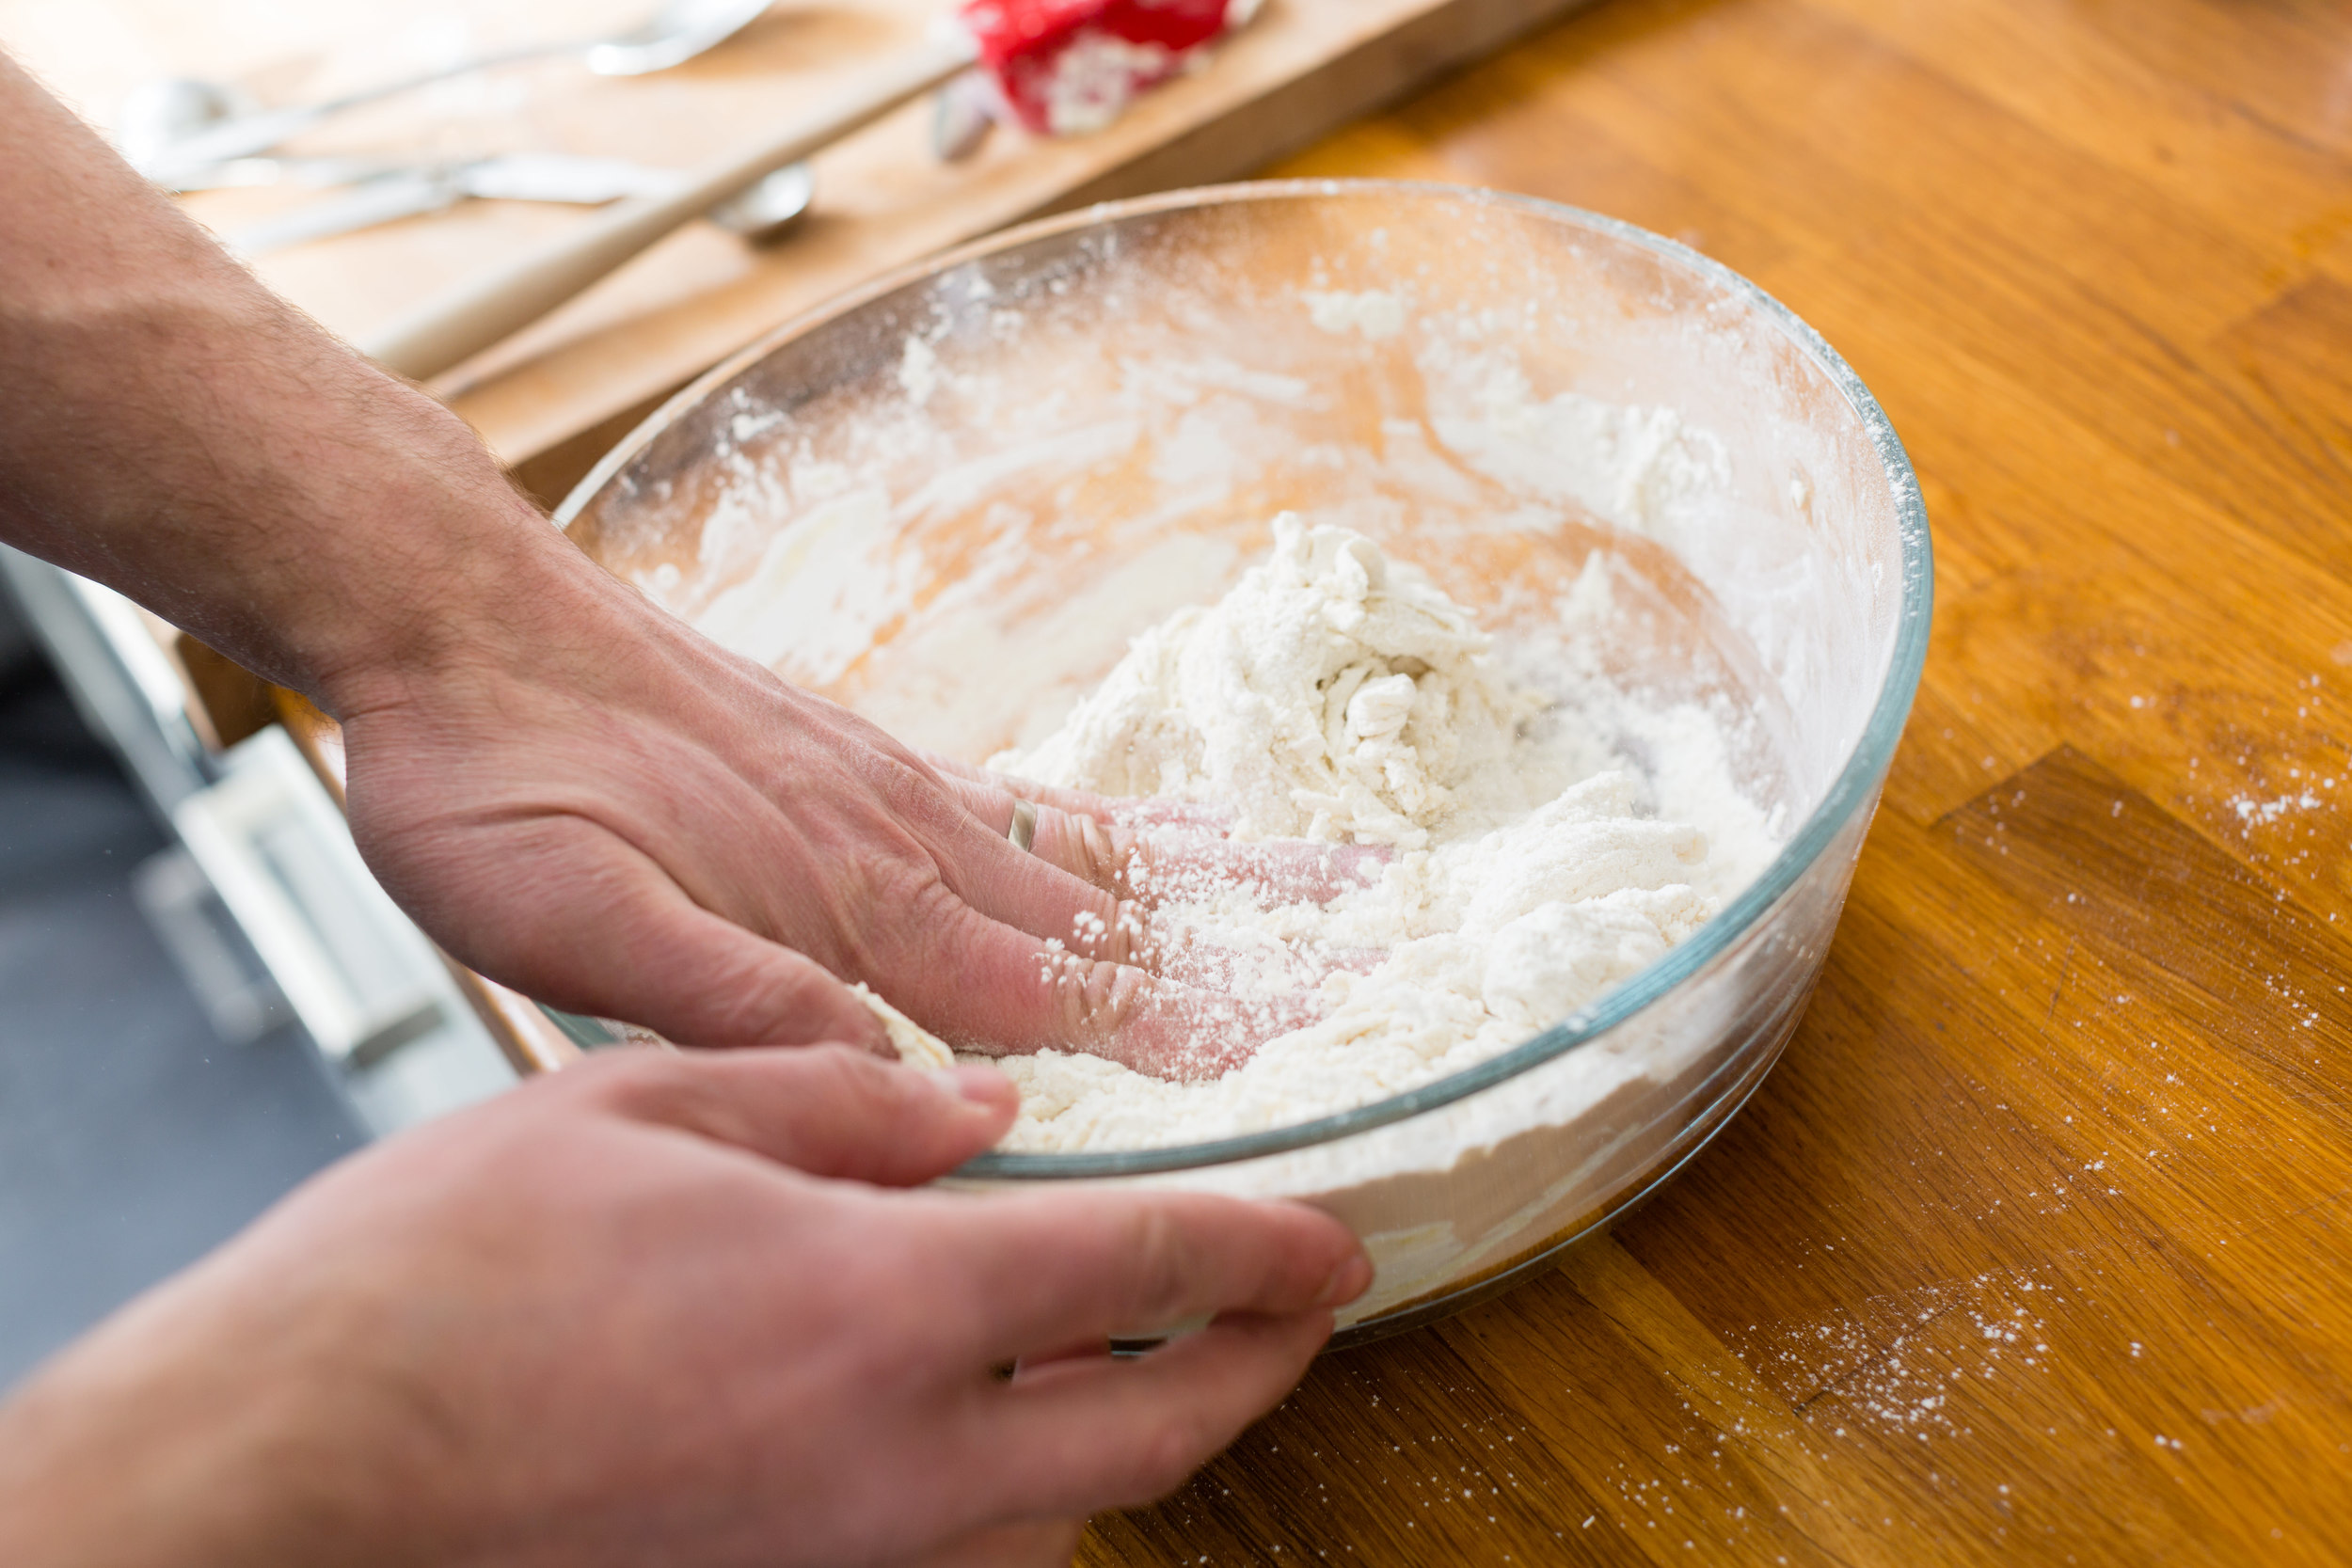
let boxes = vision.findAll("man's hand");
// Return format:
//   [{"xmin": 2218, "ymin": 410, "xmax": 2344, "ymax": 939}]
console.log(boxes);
[
  {"xmin": 0, "ymin": 1046, "xmax": 1373, "ymax": 1568},
  {"xmin": 327, "ymin": 548, "xmax": 1369, "ymax": 1079},
  {"xmin": 0, "ymin": 50, "xmax": 1370, "ymax": 1079},
  {"xmin": 0, "ymin": 51, "xmax": 1382, "ymax": 1568}
]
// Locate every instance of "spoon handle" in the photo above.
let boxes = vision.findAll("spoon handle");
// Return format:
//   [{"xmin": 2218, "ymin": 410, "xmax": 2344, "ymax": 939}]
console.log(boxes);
[{"xmin": 359, "ymin": 33, "xmax": 975, "ymax": 383}]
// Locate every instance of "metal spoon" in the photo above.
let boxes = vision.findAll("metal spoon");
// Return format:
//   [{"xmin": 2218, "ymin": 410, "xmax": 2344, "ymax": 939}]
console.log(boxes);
[
  {"xmin": 583, "ymin": 0, "xmax": 775, "ymax": 76},
  {"xmin": 157, "ymin": 154, "xmax": 435, "ymax": 194},
  {"xmin": 702, "ymin": 161, "xmax": 815, "ymax": 244},
  {"xmin": 223, "ymin": 157, "xmax": 814, "ymax": 255},
  {"xmin": 121, "ymin": 0, "xmax": 772, "ymax": 178}
]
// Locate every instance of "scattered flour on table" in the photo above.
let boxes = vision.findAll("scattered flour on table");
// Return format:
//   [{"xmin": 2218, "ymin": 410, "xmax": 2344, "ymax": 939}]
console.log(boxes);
[{"xmin": 982, "ymin": 514, "xmax": 1783, "ymax": 1152}]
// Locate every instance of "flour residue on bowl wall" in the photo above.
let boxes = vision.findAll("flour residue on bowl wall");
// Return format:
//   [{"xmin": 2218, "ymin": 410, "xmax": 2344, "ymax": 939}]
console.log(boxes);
[
  {"xmin": 622, "ymin": 267, "xmax": 1821, "ymax": 790},
  {"xmin": 611, "ymin": 264, "xmax": 1814, "ymax": 1154}
]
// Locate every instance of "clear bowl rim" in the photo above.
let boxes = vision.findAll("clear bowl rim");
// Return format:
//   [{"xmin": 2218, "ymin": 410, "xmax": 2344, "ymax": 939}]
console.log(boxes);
[{"xmin": 557, "ymin": 178, "xmax": 1935, "ymax": 1180}]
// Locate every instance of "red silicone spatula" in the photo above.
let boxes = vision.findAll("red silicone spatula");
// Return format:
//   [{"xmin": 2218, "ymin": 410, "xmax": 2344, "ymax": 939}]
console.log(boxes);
[{"xmin": 361, "ymin": 0, "xmax": 1258, "ymax": 381}]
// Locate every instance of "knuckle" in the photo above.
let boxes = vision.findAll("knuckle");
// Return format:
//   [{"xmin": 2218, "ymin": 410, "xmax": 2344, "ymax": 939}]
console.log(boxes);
[
  {"xmin": 845, "ymin": 866, "xmax": 961, "ymax": 978},
  {"xmin": 1057, "ymin": 892, "xmax": 1152, "ymax": 967},
  {"xmin": 1068, "ymin": 815, "xmax": 1133, "ymax": 889},
  {"xmin": 864, "ymin": 750, "xmax": 963, "ymax": 834},
  {"xmin": 1105, "ymin": 899, "xmax": 1155, "ymax": 966},
  {"xmin": 1073, "ymin": 821, "xmax": 1163, "ymax": 924},
  {"xmin": 1117, "ymin": 1205, "xmax": 1196, "ymax": 1329},
  {"xmin": 889, "ymin": 866, "xmax": 965, "ymax": 931},
  {"xmin": 1116, "ymin": 1411, "xmax": 1215, "ymax": 1503},
  {"xmin": 570, "ymin": 1048, "xmax": 700, "ymax": 1120},
  {"xmin": 697, "ymin": 958, "xmax": 837, "ymax": 1045},
  {"xmin": 1049, "ymin": 957, "xmax": 1152, "ymax": 1041},
  {"xmin": 693, "ymin": 980, "xmax": 788, "ymax": 1046},
  {"xmin": 800, "ymin": 1038, "xmax": 892, "ymax": 1095}
]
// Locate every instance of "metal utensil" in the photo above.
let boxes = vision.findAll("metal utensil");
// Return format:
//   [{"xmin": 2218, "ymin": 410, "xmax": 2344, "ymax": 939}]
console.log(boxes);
[
  {"xmin": 226, "ymin": 154, "xmax": 666, "ymax": 255},
  {"xmin": 359, "ymin": 0, "xmax": 1257, "ymax": 379},
  {"xmin": 701, "ymin": 162, "xmax": 816, "ymax": 245},
  {"xmin": 930, "ymin": 73, "xmax": 999, "ymax": 163},
  {"xmin": 121, "ymin": 0, "xmax": 771, "ymax": 179},
  {"xmin": 160, "ymin": 155, "xmax": 432, "ymax": 194},
  {"xmin": 583, "ymin": 0, "xmax": 774, "ymax": 75},
  {"xmin": 362, "ymin": 35, "xmax": 968, "ymax": 379},
  {"xmin": 224, "ymin": 155, "xmax": 813, "ymax": 255}
]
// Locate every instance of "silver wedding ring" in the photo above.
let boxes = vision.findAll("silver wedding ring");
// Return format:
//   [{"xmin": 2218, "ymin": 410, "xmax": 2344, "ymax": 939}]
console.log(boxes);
[{"xmin": 1007, "ymin": 798, "xmax": 1040, "ymax": 853}]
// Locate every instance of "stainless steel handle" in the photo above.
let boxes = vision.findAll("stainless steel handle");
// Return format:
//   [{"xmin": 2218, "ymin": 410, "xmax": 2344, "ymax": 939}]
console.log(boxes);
[{"xmin": 171, "ymin": 729, "xmax": 446, "ymax": 1066}]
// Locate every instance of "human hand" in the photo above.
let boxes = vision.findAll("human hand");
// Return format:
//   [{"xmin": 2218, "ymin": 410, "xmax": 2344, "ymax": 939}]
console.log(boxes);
[
  {"xmin": 0, "ymin": 50, "xmax": 1374, "ymax": 1079},
  {"xmin": 0, "ymin": 1044, "xmax": 1372, "ymax": 1568},
  {"xmin": 328, "ymin": 539, "xmax": 1375, "ymax": 1079}
]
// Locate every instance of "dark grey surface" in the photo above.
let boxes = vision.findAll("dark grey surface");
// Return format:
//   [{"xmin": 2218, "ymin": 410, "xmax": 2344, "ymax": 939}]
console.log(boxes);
[{"xmin": 0, "ymin": 606, "xmax": 363, "ymax": 1391}]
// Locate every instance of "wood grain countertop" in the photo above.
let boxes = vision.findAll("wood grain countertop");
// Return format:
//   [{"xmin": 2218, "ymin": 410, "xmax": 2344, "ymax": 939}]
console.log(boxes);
[
  {"xmin": 1079, "ymin": 1, "xmax": 2352, "ymax": 1563},
  {"xmin": 8, "ymin": 0, "xmax": 2348, "ymax": 1560}
]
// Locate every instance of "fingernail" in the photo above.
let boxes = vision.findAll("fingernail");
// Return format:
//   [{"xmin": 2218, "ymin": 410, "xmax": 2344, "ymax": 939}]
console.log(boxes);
[
  {"xmin": 1316, "ymin": 1252, "xmax": 1374, "ymax": 1307},
  {"xmin": 930, "ymin": 1065, "xmax": 1009, "ymax": 1104}
]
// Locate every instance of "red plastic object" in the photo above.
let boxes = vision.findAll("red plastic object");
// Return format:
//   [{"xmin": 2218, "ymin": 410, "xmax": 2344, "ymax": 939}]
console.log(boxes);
[{"xmin": 958, "ymin": 0, "xmax": 1244, "ymax": 135}]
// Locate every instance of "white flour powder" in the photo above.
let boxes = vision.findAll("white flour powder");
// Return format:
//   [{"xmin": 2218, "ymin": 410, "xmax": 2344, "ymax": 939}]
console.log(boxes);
[
  {"xmin": 1003, "ymin": 515, "xmax": 1531, "ymax": 849},
  {"xmin": 984, "ymin": 516, "xmax": 1782, "ymax": 1152}
]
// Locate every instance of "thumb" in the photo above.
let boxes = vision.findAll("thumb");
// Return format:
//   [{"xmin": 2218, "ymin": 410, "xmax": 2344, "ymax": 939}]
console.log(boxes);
[
  {"xmin": 885, "ymin": 1520, "xmax": 1086, "ymax": 1568},
  {"xmin": 574, "ymin": 1043, "xmax": 1018, "ymax": 1186}
]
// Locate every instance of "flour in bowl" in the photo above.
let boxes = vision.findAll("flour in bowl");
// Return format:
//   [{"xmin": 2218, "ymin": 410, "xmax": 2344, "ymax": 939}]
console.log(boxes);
[{"xmin": 982, "ymin": 514, "xmax": 1783, "ymax": 1152}]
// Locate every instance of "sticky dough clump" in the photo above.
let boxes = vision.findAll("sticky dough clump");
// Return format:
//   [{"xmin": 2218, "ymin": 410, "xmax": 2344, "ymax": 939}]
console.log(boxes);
[{"xmin": 997, "ymin": 513, "xmax": 1534, "ymax": 850}]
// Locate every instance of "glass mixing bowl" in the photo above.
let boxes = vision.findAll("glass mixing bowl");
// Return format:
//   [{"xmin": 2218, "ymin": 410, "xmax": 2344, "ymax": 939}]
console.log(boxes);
[{"xmin": 557, "ymin": 181, "xmax": 1931, "ymax": 1343}]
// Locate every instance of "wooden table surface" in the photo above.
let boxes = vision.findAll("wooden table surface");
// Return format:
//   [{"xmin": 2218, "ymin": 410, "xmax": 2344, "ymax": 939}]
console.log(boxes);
[
  {"xmin": 12, "ymin": 0, "xmax": 2349, "ymax": 1560},
  {"xmin": 1075, "ymin": 2, "xmax": 2352, "ymax": 1563}
]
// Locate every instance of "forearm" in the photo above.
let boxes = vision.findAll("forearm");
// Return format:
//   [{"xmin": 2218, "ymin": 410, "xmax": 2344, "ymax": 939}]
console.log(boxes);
[
  {"xmin": 0, "ymin": 1255, "xmax": 445, "ymax": 1568},
  {"xmin": 0, "ymin": 50, "xmax": 586, "ymax": 717}
]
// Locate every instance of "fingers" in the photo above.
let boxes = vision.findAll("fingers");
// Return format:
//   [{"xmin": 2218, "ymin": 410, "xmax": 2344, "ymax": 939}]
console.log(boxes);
[
  {"xmin": 950, "ymin": 1192, "xmax": 1366, "ymax": 1359},
  {"xmin": 1009, "ymin": 802, "xmax": 1152, "ymax": 907},
  {"xmin": 873, "ymin": 902, "xmax": 1311, "ymax": 1079},
  {"xmin": 1014, "ymin": 1337, "xmax": 1113, "ymax": 1375},
  {"xmin": 1088, "ymin": 985, "xmax": 1318, "ymax": 1081},
  {"xmin": 925, "ymin": 771, "xmax": 1153, "ymax": 902},
  {"xmin": 942, "ymin": 818, "xmax": 1156, "ymax": 967},
  {"xmin": 885, "ymin": 1520, "xmax": 1087, "ymax": 1568},
  {"xmin": 572, "ymin": 1043, "xmax": 1017, "ymax": 1186},
  {"xmin": 985, "ymin": 1312, "xmax": 1338, "ymax": 1516},
  {"xmin": 911, "ymin": 786, "xmax": 1358, "ymax": 1071},
  {"xmin": 997, "ymin": 798, "xmax": 1384, "ymax": 911},
  {"xmin": 901, "ymin": 755, "xmax": 1383, "ymax": 1073},
  {"xmin": 389, "ymin": 813, "xmax": 895, "ymax": 1056},
  {"xmin": 615, "ymin": 900, "xmax": 891, "ymax": 1053},
  {"xmin": 931, "ymin": 768, "xmax": 1383, "ymax": 911},
  {"xmin": 931, "ymin": 1195, "xmax": 1363, "ymax": 1516}
]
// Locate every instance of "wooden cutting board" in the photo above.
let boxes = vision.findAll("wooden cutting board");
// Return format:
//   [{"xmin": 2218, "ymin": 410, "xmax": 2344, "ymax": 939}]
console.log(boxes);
[
  {"xmin": 0, "ymin": 0, "xmax": 1606, "ymax": 1074},
  {"xmin": 0, "ymin": 0, "xmax": 1601, "ymax": 496}
]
